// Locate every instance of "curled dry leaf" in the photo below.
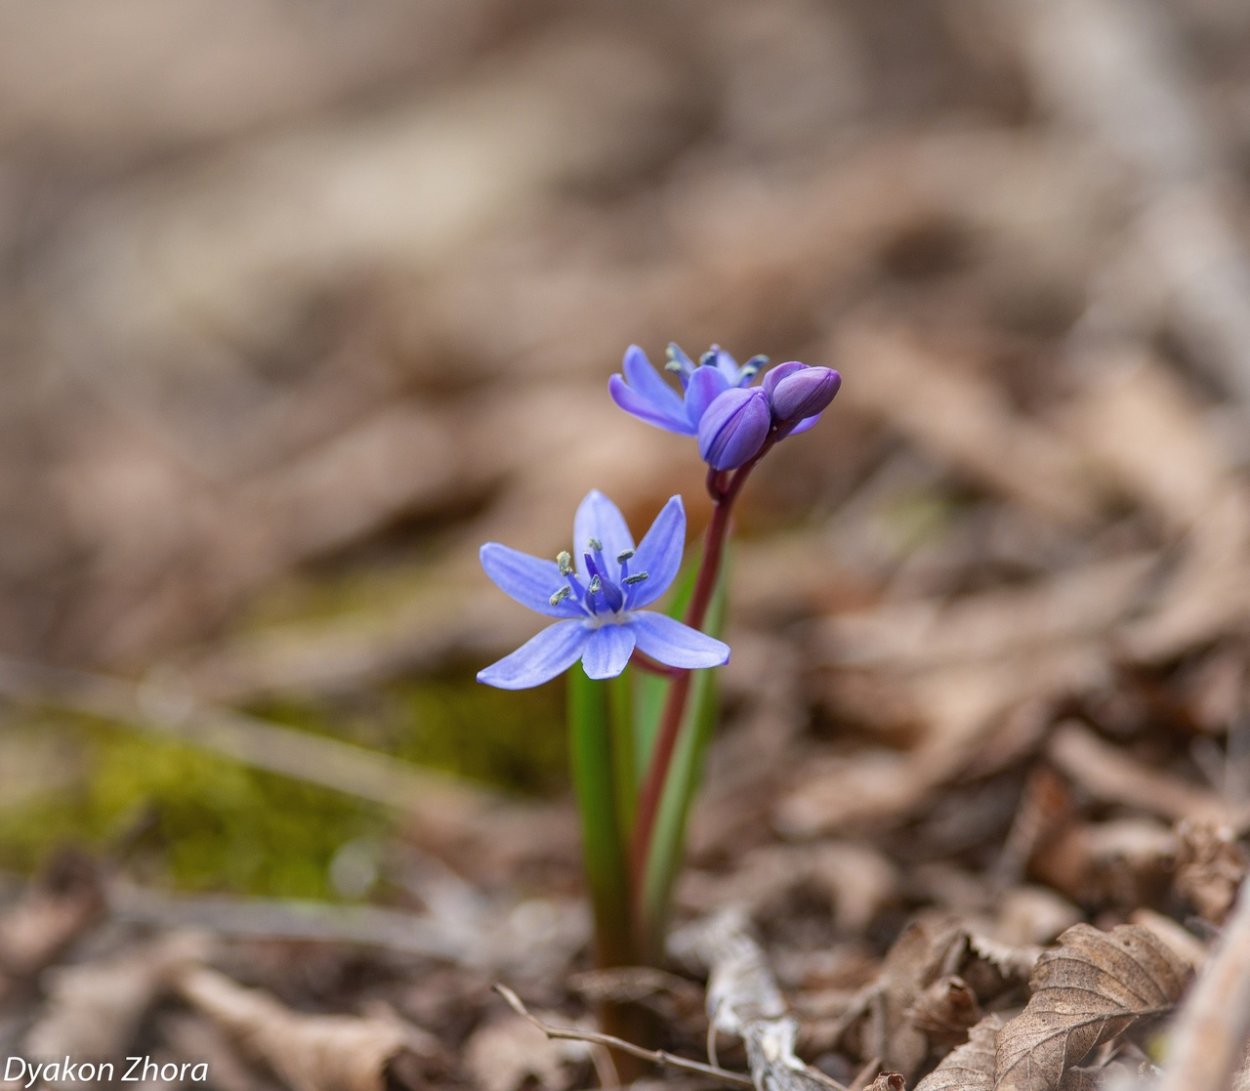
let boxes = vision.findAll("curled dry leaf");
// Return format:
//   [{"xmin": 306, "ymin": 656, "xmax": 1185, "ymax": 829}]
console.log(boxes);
[
  {"xmin": 177, "ymin": 966, "xmax": 436, "ymax": 1091},
  {"xmin": 906, "ymin": 975, "xmax": 981, "ymax": 1046},
  {"xmin": 995, "ymin": 924, "xmax": 1189, "ymax": 1091},
  {"xmin": 915, "ymin": 1014, "xmax": 1002, "ymax": 1091}
]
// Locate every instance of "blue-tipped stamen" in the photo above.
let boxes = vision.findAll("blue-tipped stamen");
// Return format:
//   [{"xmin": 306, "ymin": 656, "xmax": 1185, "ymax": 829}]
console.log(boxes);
[
  {"xmin": 549, "ymin": 585, "xmax": 573, "ymax": 606},
  {"xmin": 623, "ymin": 572, "xmax": 649, "ymax": 585}
]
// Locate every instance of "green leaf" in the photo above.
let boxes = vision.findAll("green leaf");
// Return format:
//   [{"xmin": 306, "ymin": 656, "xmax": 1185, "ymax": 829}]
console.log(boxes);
[{"xmin": 568, "ymin": 670, "xmax": 635, "ymax": 967}]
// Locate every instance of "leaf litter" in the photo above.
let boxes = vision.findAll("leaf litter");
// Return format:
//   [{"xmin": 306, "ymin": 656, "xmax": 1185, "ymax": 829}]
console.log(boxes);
[{"xmin": 4, "ymin": 0, "xmax": 1250, "ymax": 1089}]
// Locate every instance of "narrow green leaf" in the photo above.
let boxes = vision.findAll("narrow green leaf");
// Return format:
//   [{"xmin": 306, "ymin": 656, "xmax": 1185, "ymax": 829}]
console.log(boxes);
[{"xmin": 568, "ymin": 669, "xmax": 635, "ymax": 967}]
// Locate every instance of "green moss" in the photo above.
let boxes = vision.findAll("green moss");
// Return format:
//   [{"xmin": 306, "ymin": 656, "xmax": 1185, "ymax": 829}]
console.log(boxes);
[
  {"xmin": 253, "ymin": 674, "xmax": 568, "ymax": 797},
  {"xmin": 0, "ymin": 716, "xmax": 382, "ymax": 898},
  {"xmin": 0, "ymin": 672, "xmax": 568, "ymax": 897}
]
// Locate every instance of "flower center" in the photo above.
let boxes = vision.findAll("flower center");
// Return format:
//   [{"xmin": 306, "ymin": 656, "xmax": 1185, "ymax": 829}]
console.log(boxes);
[{"xmin": 549, "ymin": 541, "xmax": 649, "ymax": 617}]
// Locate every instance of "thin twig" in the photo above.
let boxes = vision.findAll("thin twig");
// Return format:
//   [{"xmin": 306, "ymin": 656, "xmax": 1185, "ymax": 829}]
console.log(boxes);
[{"xmin": 493, "ymin": 983, "xmax": 755, "ymax": 1089}]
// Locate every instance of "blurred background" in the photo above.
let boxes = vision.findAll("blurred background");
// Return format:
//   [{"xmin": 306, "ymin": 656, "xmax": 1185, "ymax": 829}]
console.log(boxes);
[{"xmin": 2, "ymin": 0, "xmax": 1250, "ymax": 906}]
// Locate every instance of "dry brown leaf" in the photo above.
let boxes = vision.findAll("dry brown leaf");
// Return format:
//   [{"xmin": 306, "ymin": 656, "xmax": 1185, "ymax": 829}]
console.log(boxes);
[
  {"xmin": 464, "ymin": 1014, "xmax": 587, "ymax": 1091},
  {"xmin": 24, "ymin": 932, "xmax": 209, "ymax": 1068},
  {"xmin": 177, "ymin": 966, "xmax": 435, "ymax": 1091},
  {"xmin": 906, "ymin": 976, "xmax": 982, "ymax": 1047},
  {"xmin": 0, "ymin": 853, "xmax": 104, "ymax": 999},
  {"xmin": 841, "ymin": 915, "xmax": 968, "ymax": 1079},
  {"xmin": 915, "ymin": 1014, "xmax": 1002, "ymax": 1091},
  {"xmin": 1174, "ymin": 820, "xmax": 1249, "ymax": 924},
  {"xmin": 995, "ymin": 924, "xmax": 1189, "ymax": 1091}
]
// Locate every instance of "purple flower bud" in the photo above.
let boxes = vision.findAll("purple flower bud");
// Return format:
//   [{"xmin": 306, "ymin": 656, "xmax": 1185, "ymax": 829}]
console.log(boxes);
[
  {"xmin": 763, "ymin": 363, "xmax": 841, "ymax": 430},
  {"xmin": 697, "ymin": 388, "xmax": 771, "ymax": 470}
]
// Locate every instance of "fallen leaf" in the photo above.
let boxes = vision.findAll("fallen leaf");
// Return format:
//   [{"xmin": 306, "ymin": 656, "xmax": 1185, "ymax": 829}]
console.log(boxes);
[
  {"xmin": 1174, "ymin": 820, "xmax": 1248, "ymax": 924},
  {"xmin": 177, "ymin": 966, "xmax": 436, "ymax": 1091},
  {"xmin": 915, "ymin": 1014, "xmax": 1001, "ymax": 1091},
  {"xmin": 995, "ymin": 924, "xmax": 1189, "ymax": 1091},
  {"xmin": 464, "ymin": 1014, "xmax": 587, "ymax": 1091},
  {"xmin": 25, "ymin": 932, "xmax": 209, "ymax": 1067}
]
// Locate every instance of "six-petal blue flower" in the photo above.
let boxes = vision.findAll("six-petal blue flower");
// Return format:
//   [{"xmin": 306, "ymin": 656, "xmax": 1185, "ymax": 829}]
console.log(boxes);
[{"xmin": 478, "ymin": 490, "xmax": 730, "ymax": 689}]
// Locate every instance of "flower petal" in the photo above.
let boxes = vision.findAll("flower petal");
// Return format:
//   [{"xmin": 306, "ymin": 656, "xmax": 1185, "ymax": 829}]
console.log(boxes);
[
  {"xmin": 581, "ymin": 624, "xmax": 637, "ymax": 680},
  {"xmin": 785, "ymin": 413, "xmax": 821, "ymax": 436},
  {"xmin": 628, "ymin": 612, "xmax": 729, "ymax": 669},
  {"xmin": 683, "ymin": 365, "xmax": 730, "ymax": 427},
  {"xmin": 625, "ymin": 495, "xmax": 685, "ymax": 609},
  {"xmin": 573, "ymin": 489, "xmax": 634, "ymax": 565},
  {"xmin": 623, "ymin": 344, "xmax": 686, "ymax": 416},
  {"xmin": 608, "ymin": 374, "xmax": 694, "ymax": 434},
  {"xmin": 480, "ymin": 543, "xmax": 583, "ymax": 617},
  {"xmin": 477, "ymin": 620, "xmax": 590, "ymax": 689}
]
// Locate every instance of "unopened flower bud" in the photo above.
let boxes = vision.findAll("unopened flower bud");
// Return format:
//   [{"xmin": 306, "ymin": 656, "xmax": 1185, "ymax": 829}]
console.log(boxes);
[
  {"xmin": 764, "ymin": 363, "xmax": 841, "ymax": 433},
  {"xmin": 697, "ymin": 388, "xmax": 771, "ymax": 470}
]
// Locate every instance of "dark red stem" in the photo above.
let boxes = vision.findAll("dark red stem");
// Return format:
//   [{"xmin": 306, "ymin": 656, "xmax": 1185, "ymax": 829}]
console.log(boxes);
[{"xmin": 628, "ymin": 441, "xmax": 772, "ymax": 928}]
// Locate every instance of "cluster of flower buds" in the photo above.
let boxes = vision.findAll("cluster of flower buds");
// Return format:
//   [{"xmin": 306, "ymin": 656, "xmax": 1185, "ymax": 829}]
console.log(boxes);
[{"xmin": 609, "ymin": 343, "xmax": 841, "ymax": 470}]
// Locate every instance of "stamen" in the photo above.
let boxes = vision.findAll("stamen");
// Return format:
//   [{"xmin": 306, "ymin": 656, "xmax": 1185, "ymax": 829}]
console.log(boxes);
[
  {"xmin": 587, "ymin": 538, "xmax": 603, "ymax": 552},
  {"xmin": 699, "ymin": 350, "xmax": 717, "ymax": 367},
  {"xmin": 622, "ymin": 572, "xmax": 649, "ymax": 585},
  {"xmin": 588, "ymin": 575, "xmax": 603, "ymax": 595},
  {"xmin": 664, "ymin": 360, "xmax": 685, "ymax": 373},
  {"xmin": 549, "ymin": 586, "xmax": 572, "ymax": 606},
  {"xmin": 742, "ymin": 354, "xmax": 767, "ymax": 379},
  {"xmin": 616, "ymin": 549, "xmax": 635, "ymax": 563},
  {"xmin": 557, "ymin": 550, "xmax": 573, "ymax": 575}
]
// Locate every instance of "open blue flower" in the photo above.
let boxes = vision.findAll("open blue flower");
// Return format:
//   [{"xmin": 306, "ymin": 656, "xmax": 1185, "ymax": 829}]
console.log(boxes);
[
  {"xmin": 478, "ymin": 490, "xmax": 730, "ymax": 689},
  {"xmin": 608, "ymin": 343, "xmax": 840, "ymax": 471}
]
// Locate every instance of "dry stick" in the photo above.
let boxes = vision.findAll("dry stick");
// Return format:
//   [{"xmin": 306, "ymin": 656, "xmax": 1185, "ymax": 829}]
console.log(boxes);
[
  {"xmin": 0, "ymin": 654, "xmax": 496, "ymax": 825},
  {"xmin": 1157, "ymin": 876, "xmax": 1250, "ymax": 1091},
  {"xmin": 493, "ymin": 984, "xmax": 754, "ymax": 1089},
  {"xmin": 110, "ymin": 887, "xmax": 479, "ymax": 965}
]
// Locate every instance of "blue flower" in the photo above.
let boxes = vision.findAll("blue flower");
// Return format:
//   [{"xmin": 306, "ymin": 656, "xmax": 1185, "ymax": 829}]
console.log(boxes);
[
  {"xmin": 609, "ymin": 343, "xmax": 841, "ymax": 470},
  {"xmin": 478, "ymin": 490, "xmax": 730, "ymax": 689}
]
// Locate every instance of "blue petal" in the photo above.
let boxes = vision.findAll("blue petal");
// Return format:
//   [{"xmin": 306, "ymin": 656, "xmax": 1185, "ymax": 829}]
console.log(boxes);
[
  {"xmin": 623, "ymin": 345, "xmax": 686, "ymax": 417},
  {"xmin": 581, "ymin": 624, "xmax": 637, "ymax": 680},
  {"xmin": 683, "ymin": 366, "xmax": 730, "ymax": 427},
  {"xmin": 625, "ymin": 495, "xmax": 685, "ymax": 609},
  {"xmin": 628, "ymin": 612, "xmax": 729, "ymax": 669},
  {"xmin": 710, "ymin": 347, "xmax": 743, "ymax": 386},
  {"xmin": 775, "ymin": 412, "xmax": 821, "ymax": 440},
  {"xmin": 478, "ymin": 620, "xmax": 590, "ymax": 689},
  {"xmin": 574, "ymin": 490, "xmax": 635, "ymax": 566},
  {"xmin": 480, "ymin": 543, "xmax": 583, "ymax": 617},
  {"xmin": 609, "ymin": 374, "xmax": 695, "ymax": 434}
]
